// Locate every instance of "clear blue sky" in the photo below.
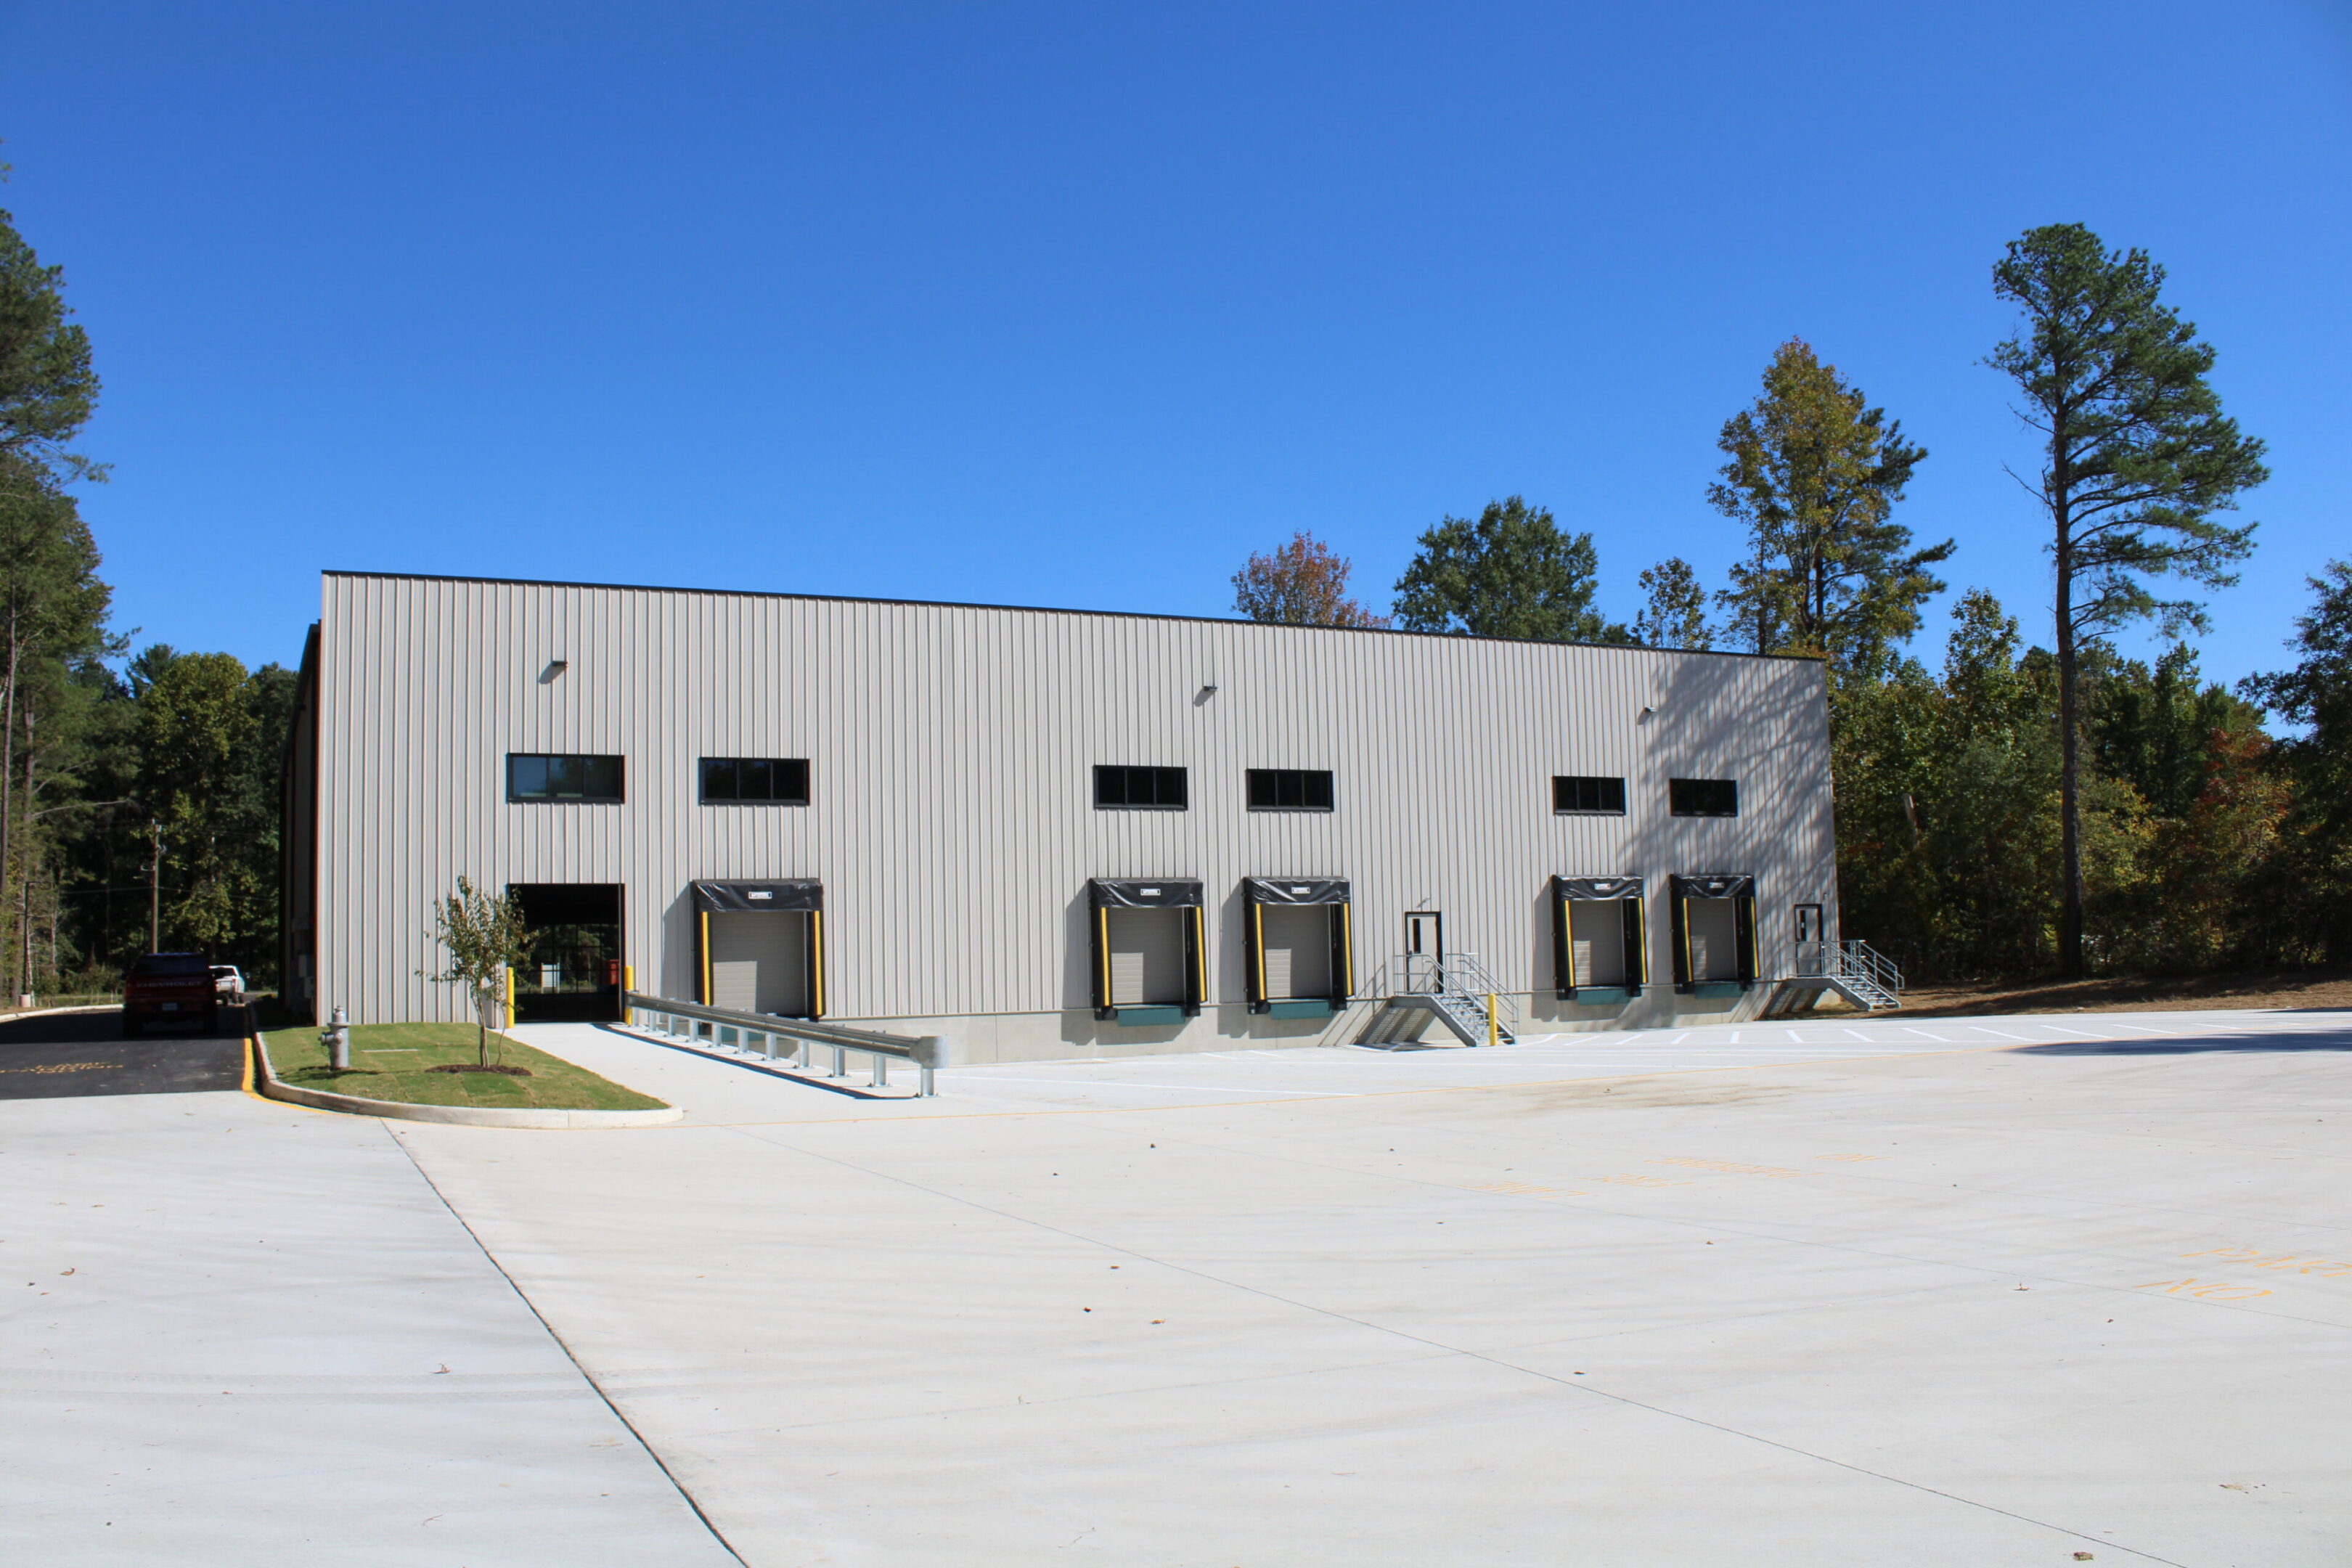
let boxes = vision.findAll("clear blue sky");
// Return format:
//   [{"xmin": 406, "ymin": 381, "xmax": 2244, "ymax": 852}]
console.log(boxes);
[{"xmin": 1, "ymin": 1, "xmax": 2346, "ymax": 690}]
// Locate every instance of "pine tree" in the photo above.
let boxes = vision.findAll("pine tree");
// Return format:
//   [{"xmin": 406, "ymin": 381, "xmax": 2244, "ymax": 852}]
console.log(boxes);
[
  {"xmin": 1989, "ymin": 224, "xmax": 2268, "ymax": 976},
  {"xmin": 1709, "ymin": 339, "xmax": 1948, "ymax": 672}
]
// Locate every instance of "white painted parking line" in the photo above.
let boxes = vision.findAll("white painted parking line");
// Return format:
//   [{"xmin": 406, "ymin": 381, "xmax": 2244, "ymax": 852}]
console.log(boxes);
[{"xmin": 946, "ymin": 1077, "xmax": 1339, "ymax": 1097}]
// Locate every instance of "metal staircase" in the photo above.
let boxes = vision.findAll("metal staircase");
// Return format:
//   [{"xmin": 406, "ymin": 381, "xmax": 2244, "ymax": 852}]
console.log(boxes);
[
  {"xmin": 1352, "ymin": 952, "xmax": 1518, "ymax": 1048},
  {"xmin": 1760, "ymin": 940, "xmax": 1904, "ymax": 1016}
]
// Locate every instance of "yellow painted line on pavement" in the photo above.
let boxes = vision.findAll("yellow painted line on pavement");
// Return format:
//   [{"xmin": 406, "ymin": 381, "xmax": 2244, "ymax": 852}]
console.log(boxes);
[{"xmin": 244, "ymin": 1026, "xmax": 329, "ymax": 1115}]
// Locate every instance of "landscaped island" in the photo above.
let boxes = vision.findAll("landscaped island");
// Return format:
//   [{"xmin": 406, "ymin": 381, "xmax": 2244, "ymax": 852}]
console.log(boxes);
[{"xmin": 264, "ymin": 1022, "xmax": 668, "ymax": 1112}]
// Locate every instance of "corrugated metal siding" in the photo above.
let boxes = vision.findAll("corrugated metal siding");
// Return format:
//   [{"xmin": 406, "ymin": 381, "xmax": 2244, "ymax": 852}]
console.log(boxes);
[{"xmin": 311, "ymin": 574, "xmax": 1838, "ymax": 1027}]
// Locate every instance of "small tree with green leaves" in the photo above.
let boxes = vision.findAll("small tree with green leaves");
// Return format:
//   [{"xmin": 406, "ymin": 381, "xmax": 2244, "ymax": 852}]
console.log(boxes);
[
  {"xmin": 421, "ymin": 877, "xmax": 531, "ymax": 1067},
  {"xmin": 1632, "ymin": 557, "xmax": 1713, "ymax": 649}
]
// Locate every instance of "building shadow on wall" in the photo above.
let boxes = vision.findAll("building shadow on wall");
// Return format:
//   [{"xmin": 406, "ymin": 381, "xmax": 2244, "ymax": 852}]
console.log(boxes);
[{"xmin": 1523, "ymin": 650, "xmax": 1820, "ymax": 1025}]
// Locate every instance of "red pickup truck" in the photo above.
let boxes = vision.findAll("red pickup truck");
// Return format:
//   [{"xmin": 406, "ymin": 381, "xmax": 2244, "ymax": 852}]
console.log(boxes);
[{"xmin": 122, "ymin": 952, "xmax": 220, "ymax": 1037}]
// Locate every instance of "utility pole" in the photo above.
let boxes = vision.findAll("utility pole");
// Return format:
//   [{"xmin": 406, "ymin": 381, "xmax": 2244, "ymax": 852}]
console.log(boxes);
[
  {"xmin": 18, "ymin": 847, "xmax": 32, "ymax": 1005},
  {"xmin": 148, "ymin": 820, "xmax": 161, "ymax": 954}
]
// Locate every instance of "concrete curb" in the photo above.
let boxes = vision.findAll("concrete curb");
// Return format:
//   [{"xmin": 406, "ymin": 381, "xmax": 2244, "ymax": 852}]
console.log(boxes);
[
  {"xmin": 250, "ymin": 1034, "xmax": 684, "ymax": 1129},
  {"xmin": 1, "ymin": 1003, "xmax": 125, "ymax": 1023}
]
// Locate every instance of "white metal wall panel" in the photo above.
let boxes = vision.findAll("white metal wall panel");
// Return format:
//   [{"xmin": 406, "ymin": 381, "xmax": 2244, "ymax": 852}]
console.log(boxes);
[{"xmin": 309, "ymin": 573, "xmax": 1839, "ymax": 1035}]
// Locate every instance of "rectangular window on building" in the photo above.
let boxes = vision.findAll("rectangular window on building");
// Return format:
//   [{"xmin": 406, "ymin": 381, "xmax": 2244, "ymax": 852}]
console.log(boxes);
[
  {"xmin": 700, "ymin": 757, "xmax": 811, "ymax": 804},
  {"xmin": 507, "ymin": 754, "xmax": 624, "ymax": 803},
  {"xmin": 1669, "ymin": 777, "xmax": 1738, "ymax": 817},
  {"xmin": 1553, "ymin": 775, "xmax": 1626, "ymax": 814},
  {"xmin": 1095, "ymin": 765, "xmax": 1188, "ymax": 810},
  {"xmin": 1246, "ymin": 769, "xmax": 1335, "ymax": 812}
]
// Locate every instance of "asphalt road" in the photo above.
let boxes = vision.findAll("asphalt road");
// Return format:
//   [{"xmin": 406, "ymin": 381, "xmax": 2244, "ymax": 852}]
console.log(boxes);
[{"xmin": 0, "ymin": 1006, "xmax": 245, "ymax": 1100}]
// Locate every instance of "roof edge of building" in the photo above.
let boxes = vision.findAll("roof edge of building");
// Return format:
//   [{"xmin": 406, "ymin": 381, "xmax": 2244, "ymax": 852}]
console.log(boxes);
[{"xmin": 319, "ymin": 568, "xmax": 1824, "ymax": 663}]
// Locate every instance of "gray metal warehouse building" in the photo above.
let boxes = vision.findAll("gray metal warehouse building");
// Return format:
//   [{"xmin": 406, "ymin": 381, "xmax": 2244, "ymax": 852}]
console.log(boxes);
[{"xmin": 279, "ymin": 571, "xmax": 1846, "ymax": 1063}]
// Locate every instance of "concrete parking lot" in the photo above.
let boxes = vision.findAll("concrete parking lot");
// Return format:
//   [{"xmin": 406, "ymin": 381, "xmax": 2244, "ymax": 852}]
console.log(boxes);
[{"xmin": 5, "ymin": 1008, "xmax": 2349, "ymax": 1565}]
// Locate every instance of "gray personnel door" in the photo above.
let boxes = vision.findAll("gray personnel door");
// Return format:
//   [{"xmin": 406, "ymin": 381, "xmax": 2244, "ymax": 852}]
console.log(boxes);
[
  {"xmin": 706, "ymin": 911, "xmax": 810, "ymax": 1016},
  {"xmin": 1106, "ymin": 907, "xmax": 1188, "ymax": 1005}
]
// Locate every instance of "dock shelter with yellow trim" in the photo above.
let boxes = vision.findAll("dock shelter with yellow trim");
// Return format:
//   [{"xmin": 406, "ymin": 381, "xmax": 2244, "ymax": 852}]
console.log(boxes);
[
  {"xmin": 692, "ymin": 879, "xmax": 824, "ymax": 1019},
  {"xmin": 1551, "ymin": 876, "xmax": 1647, "ymax": 1003},
  {"xmin": 1242, "ymin": 878, "xmax": 1353, "ymax": 1018},
  {"xmin": 1670, "ymin": 873, "xmax": 1757, "ymax": 997},
  {"xmin": 1088, "ymin": 879, "xmax": 1205, "ymax": 1025}
]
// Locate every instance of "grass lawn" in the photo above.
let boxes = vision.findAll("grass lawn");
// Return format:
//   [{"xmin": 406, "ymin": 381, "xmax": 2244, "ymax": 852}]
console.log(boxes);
[{"xmin": 264, "ymin": 1021, "xmax": 668, "ymax": 1111}]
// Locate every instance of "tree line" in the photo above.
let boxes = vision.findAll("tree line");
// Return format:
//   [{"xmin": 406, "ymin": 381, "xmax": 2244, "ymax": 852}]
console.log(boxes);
[
  {"xmin": 1232, "ymin": 224, "xmax": 2346, "ymax": 982},
  {"xmin": 1, "ymin": 187, "xmax": 292, "ymax": 997},
  {"xmin": 7, "ymin": 178, "xmax": 2343, "ymax": 997}
]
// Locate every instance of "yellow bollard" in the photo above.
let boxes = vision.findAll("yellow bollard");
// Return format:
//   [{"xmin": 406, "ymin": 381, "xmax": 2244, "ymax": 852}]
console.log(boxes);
[
  {"xmin": 1486, "ymin": 992, "xmax": 1498, "ymax": 1048},
  {"xmin": 504, "ymin": 965, "xmax": 515, "ymax": 1031}
]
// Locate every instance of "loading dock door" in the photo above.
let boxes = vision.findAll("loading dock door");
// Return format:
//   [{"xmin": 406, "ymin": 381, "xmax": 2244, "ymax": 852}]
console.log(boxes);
[
  {"xmin": 509, "ymin": 883, "xmax": 624, "ymax": 1023},
  {"xmin": 1686, "ymin": 901, "xmax": 1739, "ymax": 980},
  {"xmin": 1106, "ymin": 908, "xmax": 1187, "ymax": 1005},
  {"xmin": 1567, "ymin": 904, "xmax": 1625, "ymax": 986},
  {"xmin": 707, "ymin": 911, "xmax": 809, "ymax": 1016},
  {"xmin": 690, "ymin": 880, "xmax": 825, "ymax": 1018},
  {"xmin": 1551, "ymin": 877, "xmax": 1646, "ymax": 1000},
  {"xmin": 1089, "ymin": 879, "xmax": 1206, "ymax": 1021},
  {"xmin": 1243, "ymin": 878, "xmax": 1352, "ymax": 1013},
  {"xmin": 1670, "ymin": 874, "xmax": 1757, "ymax": 992},
  {"xmin": 1259, "ymin": 905, "xmax": 1332, "ymax": 999}
]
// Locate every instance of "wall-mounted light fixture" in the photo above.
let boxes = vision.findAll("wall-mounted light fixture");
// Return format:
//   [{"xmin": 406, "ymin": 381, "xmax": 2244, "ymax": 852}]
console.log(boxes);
[
  {"xmin": 1637, "ymin": 705, "xmax": 1655, "ymax": 724},
  {"xmin": 539, "ymin": 658, "xmax": 570, "ymax": 685}
]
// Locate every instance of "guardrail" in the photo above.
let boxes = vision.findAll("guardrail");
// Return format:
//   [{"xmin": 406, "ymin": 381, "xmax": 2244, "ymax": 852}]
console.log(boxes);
[{"xmin": 621, "ymin": 992, "xmax": 944, "ymax": 1097}]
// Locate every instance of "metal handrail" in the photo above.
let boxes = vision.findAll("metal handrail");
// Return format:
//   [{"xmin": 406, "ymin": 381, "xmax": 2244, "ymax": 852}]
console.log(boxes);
[
  {"xmin": 1838, "ymin": 941, "xmax": 1903, "ymax": 995},
  {"xmin": 1384, "ymin": 951, "xmax": 1519, "ymax": 1045},
  {"xmin": 621, "ymin": 991, "xmax": 943, "ymax": 1096}
]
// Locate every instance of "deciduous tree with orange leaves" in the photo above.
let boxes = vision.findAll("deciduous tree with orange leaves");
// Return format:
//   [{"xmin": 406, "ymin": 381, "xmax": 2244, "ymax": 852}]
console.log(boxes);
[{"xmin": 1230, "ymin": 531, "xmax": 1388, "ymax": 629}]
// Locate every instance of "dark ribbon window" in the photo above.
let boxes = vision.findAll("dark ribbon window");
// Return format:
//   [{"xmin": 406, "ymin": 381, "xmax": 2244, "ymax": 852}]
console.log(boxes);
[
  {"xmin": 507, "ymin": 754, "xmax": 624, "ymax": 802},
  {"xmin": 1246, "ymin": 769, "xmax": 1334, "ymax": 811},
  {"xmin": 701, "ymin": 757, "xmax": 811, "ymax": 804},
  {"xmin": 1095, "ymin": 765, "xmax": 1188, "ymax": 810},
  {"xmin": 1668, "ymin": 777, "xmax": 1738, "ymax": 817}
]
